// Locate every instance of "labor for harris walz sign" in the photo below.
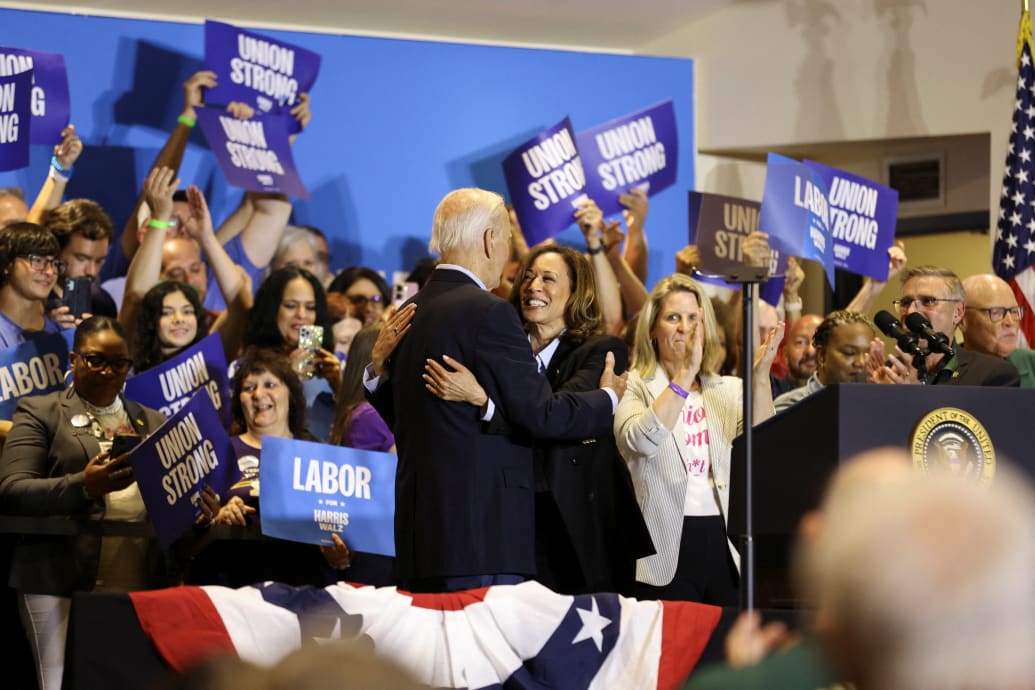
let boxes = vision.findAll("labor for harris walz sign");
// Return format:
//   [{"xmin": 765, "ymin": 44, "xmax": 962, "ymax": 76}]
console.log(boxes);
[
  {"xmin": 204, "ymin": 20, "xmax": 320, "ymax": 134},
  {"xmin": 576, "ymin": 100, "xmax": 678, "ymax": 216},
  {"xmin": 0, "ymin": 67, "xmax": 31, "ymax": 172},
  {"xmin": 259, "ymin": 437, "xmax": 397, "ymax": 556},
  {"xmin": 503, "ymin": 117, "xmax": 588, "ymax": 246},
  {"xmin": 196, "ymin": 106, "xmax": 310, "ymax": 199},
  {"xmin": 0, "ymin": 47, "xmax": 70, "ymax": 145}
]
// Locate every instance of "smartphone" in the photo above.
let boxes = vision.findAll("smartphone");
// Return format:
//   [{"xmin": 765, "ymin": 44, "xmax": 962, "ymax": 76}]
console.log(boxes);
[
  {"xmin": 392, "ymin": 281, "xmax": 418, "ymax": 308},
  {"xmin": 61, "ymin": 276, "xmax": 92, "ymax": 319},
  {"xmin": 297, "ymin": 325, "xmax": 324, "ymax": 378},
  {"xmin": 111, "ymin": 434, "xmax": 143, "ymax": 458}
]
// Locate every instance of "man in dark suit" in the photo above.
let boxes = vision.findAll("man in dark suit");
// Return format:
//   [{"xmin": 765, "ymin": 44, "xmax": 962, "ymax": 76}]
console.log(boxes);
[{"xmin": 369, "ymin": 188, "xmax": 619, "ymax": 592}]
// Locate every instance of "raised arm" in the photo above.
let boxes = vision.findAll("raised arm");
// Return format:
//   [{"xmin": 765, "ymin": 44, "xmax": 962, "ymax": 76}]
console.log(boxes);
[
  {"xmin": 119, "ymin": 166, "xmax": 180, "ymax": 332},
  {"xmin": 575, "ymin": 198, "xmax": 623, "ymax": 335},
  {"xmin": 845, "ymin": 240, "xmax": 907, "ymax": 314},
  {"xmin": 120, "ymin": 71, "xmax": 217, "ymax": 264},
  {"xmin": 618, "ymin": 188, "xmax": 649, "ymax": 283},
  {"xmin": 26, "ymin": 125, "xmax": 83, "ymax": 223}
]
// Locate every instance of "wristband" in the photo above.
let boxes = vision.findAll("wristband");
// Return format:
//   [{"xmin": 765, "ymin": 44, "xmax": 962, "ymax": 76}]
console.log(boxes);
[
  {"xmin": 586, "ymin": 243, "xmax": 605, "ymax": 255},
  {"xmin": 668, "ymin": 381, "xmax": 690, "ymax": 399},
  {"xmin": 784, "ymin": 298, "xmax": 802, "ymax": 311},
  {"xmin": 147, "ymin": 218, "xmax": 171, "ymax": 230},
  {"xmin": 178, "ymin": 114, "xmax": 196, "ymax": 128},
  {"xmin": 49, "ymin": 155, "xmax": 72, "ymax": 182}
]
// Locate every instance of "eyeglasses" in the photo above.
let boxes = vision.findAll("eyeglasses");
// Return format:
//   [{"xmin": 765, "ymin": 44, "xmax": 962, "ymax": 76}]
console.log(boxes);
[
  {"xmin": 965, "ymin": 305, "xmax": 1026, "ymax": 322},
  {"xmin": 21, "ymin": 254, "xmax": 67, "ymax": 275},
  {"xmin": 892, "ymin": 295, "xmax": 961, "ymax": 310},
  {"xmin": 346, "ymin": 294, "xmax": 383, "ymax": 308},
  {"xmin": 75, "ymin": 352, "xmax": 133, "ymax": 374}
]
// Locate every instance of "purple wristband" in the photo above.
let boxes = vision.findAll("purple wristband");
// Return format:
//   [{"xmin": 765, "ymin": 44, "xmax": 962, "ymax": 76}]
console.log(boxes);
[{"xmin": 668, "ymin": 381, "xmax": 690, "ymax": 399}]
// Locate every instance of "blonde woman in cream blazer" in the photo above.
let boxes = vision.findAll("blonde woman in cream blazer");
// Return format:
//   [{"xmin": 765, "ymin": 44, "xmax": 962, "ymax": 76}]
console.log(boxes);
[{"xmin": 615, "ymin": 273, "xmax": 782, "ymax": 604}]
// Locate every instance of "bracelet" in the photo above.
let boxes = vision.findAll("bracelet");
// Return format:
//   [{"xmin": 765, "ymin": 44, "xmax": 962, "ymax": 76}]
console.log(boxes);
[
  {"xmin": 147, "ymin": 218, "xmax": 170, "ymax": 230},
  {"xmin": 586, "ymin": 243, "xmax": 605, "ymax": 255},
  {"xmin": 178, "ymin": 114, "xmax": 196, "ymax": 128},
  {"xmin": 784, "ymin": 298, "xmax": 802, "ymax": 311},
  {"xmin": 668, "ymin": 381, "xmax": 690, "ymax": 399},
  {"xmin": 49, "ymin": 155, "xmax": 72, "ymax": 182}
]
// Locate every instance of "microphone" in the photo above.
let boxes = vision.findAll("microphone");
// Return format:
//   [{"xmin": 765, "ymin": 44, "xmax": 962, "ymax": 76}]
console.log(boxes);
[
  {"xmin": 874, "ymin": 310, "xmax": 925, "ymax": 357},
  {"xmin": 904, "ymin": 312, "xmax": 955, "ymax": 356}
]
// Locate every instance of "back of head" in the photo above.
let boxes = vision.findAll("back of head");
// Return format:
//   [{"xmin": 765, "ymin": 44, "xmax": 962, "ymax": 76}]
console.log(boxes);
[
  {"xmin": 429, "ymin": 188, "xmax": 506, "ymax": 256},
  {"xmin": 813, "ymin": 463, "xmax": 1035, "ymax": 690},
  {"xmin": 210, "ymin": 640, "xmax": 427, "ymax": 690}
]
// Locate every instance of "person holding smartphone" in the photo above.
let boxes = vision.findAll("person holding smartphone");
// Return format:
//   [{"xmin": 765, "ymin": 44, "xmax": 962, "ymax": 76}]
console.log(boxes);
[
  {"xmin": 241, "ymin": 267, "xmax": 339, "ymax": 441},
  {"xmin": 0, "ymin": 317, "xmax": 174, "ymax": 690},
  {"xmin": 44, "ymin": 198, "xmax": 119, "ymax": 328}
]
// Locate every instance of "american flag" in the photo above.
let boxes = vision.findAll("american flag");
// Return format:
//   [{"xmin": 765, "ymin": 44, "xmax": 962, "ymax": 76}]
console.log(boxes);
[{"xmin": 995, "ymin": 11, "xmax": 1035, "ymax": 347}]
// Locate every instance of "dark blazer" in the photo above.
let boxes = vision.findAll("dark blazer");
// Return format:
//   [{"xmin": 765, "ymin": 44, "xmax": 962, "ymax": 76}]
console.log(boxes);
[
  {"xmin": 370, "ymin": 268, "xmax": 614, "ymax": 584},
  {"xmin": 535, "ymin": 334, "xmax": 655, "ymax": 595},
  {"xmin": 0, "ymin": 388, "xmax": 171, "ymax": 594},
  {"xmin": 932, "ymin": 347, "xmax": 1020, "ymax": 387}
]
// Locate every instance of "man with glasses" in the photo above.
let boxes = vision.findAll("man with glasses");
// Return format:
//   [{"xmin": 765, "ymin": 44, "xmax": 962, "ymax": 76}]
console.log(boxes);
[
  {"xmin": 881, "ymin": 266, "xmax": 1018, "ymax": 386},
  {"xmin": 961, "ymin": 273, "xmax": 1035, "ymax": 387},
  {"xmin": 0, "ymin": 223, "xmax": 65, "ymax": 348}
]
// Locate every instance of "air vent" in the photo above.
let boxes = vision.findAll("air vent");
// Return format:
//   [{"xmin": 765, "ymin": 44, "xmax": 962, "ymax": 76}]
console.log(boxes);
[{"xmin": 885, "ymin": 154, "xmax": 944, "ymax": 206}]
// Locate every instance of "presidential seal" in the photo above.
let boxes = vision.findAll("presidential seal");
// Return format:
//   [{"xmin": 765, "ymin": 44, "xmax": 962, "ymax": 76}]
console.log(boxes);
[{"xmin": 910, "ymin": 407, "xmax": 995, "ymax": 485}]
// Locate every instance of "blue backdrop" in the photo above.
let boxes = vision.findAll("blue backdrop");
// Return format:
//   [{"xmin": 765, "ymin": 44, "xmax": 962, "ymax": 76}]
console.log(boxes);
[{"xmin": 0, "ymin": 9, "xmax": 694, "ymax": 288}]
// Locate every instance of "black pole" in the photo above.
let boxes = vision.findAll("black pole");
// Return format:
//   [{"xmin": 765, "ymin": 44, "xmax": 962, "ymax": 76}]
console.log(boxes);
[{"xmin": 740, "ymin": 281, "xmax": 756, "ymax": 612}]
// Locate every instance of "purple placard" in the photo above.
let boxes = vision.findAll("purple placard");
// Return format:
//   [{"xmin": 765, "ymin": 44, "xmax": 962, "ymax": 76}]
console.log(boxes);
[
  {"xmin": 203, "ymin": 20, "xmax": 320, "ymax": 133},
  {"xmin": 128, "ymin": 390, "xmax": 236, "ymax": 549},
  {"xmin": 0, "ymin": 68, "xmax": 32, "ymax": 172},
  {"xmin": 687, "ymin": 191, "xmax": 788, "ymax": 306},
  {"xmin": 196, "ymin": 106, "xmax": 310, "ymax": 199},
  {"xmin": 123, "ymin": 333, "xmax": 231, "ymax": 427},
  {"xmin": 0, "ymin": 47, "xmax": 69, "ymax": 145},
  {"xmin": 803, "ymin": 159, "xmax": 898, "ymax": 281},
  {"xmin": 576, "ymin": 100, "xmax": 678, "ymax": 216},
  {"xmin": 503, "ymin": 116, "xmax": 588, "ymax": 246},
  {"xmin": 759, "ymin": 153, "xmax": 835, "ymax": 287}
]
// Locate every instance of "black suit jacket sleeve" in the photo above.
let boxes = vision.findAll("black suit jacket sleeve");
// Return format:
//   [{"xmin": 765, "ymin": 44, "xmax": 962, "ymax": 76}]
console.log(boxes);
[{"xmin": 475, "ymin": 300, "xmax": 613, "ymax": 442}]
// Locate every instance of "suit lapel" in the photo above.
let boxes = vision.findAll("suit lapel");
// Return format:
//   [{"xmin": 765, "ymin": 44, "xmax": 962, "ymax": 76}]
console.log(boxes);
[
  {"xmin": 61, "ymin": 391, "xmax": 102, "ymax": 460},
  {"xmin": 545, "ymin": 336, "xmax": 579, "ymax": 388}
]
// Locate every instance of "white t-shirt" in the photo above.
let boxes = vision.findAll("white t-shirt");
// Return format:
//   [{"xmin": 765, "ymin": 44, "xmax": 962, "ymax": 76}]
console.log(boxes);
[{"xmin": 674, "ymin": 390, "xmax": 720, "ymax": 517}]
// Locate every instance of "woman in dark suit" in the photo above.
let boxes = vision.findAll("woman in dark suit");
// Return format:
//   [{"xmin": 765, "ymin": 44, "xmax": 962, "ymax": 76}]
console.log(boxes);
[
  {"xmin": 0, "ymin": 316, "xmax": 171, "ymax": 690},
  {"xmin": 423, "ymin": 244, "xmax": 653, "ymax": 595}
]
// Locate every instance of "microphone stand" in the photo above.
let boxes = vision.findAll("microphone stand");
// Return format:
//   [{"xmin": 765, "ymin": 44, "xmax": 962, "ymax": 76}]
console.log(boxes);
[{"xmin": 694, "ymin": 261, "xmax": 769, "ymax": 612}]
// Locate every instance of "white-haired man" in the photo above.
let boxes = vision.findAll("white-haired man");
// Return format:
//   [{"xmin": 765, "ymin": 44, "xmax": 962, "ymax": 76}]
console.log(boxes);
[
  {"xmin": 368, "ymin": 188, "xmax": 619, "ymax": 593},
  {"xmin": 961, "ymin": 272, "xmax": 1035, "ymax": 387}
]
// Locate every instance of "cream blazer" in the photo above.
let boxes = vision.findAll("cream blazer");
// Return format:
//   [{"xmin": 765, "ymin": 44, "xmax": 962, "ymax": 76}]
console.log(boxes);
[{"xmin": 614, "ymin": 367, "xmax": 743, "ymax": 586}]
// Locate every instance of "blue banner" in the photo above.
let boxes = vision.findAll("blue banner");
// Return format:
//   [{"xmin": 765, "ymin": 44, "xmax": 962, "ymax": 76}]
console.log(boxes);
[
  {"xmin": 503, "ymin": 116, "xmax": 587, "ymax": 246},
  {"xmin": 576, "ymin": 100, "xmax": 678, "ymax": 216},
  {"xmin": 759, "ymin": 152, "xmax": 835, "ymax": 287},
  {"xmin": 129, "ymin": 391, "xmax": 236, "ymax": 550},
  {"xmin": 803, "ymin": 159, "xmax": 898, "ymax": 281},
  {"xmin": 0, "ymin": 330, "xmax": 73, "ymax": 420},
  {"xmin": 0, "ymin": 47, "xmax": 69, "ymax": 145},
  {"xmin": 203, "ymin": 20, "xmax": 321, "ymax": 134},
  {"xmin": 259, "ymin": 436, "xmax": 397, "ymax": 556},
  {"xmin": 123, "ymin": 333, "xmax": 231, "ymax": 427},
  {"xmin": 687, "ymin": 191, "xmax": 788, "ymax": 306},
  {"xmin": 0, "ymin": 67, "xmax": 32, "ymax": 172},
  {"xmin": 196, "ymin": 106, "xmax": 310, "ymax": 199}
]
